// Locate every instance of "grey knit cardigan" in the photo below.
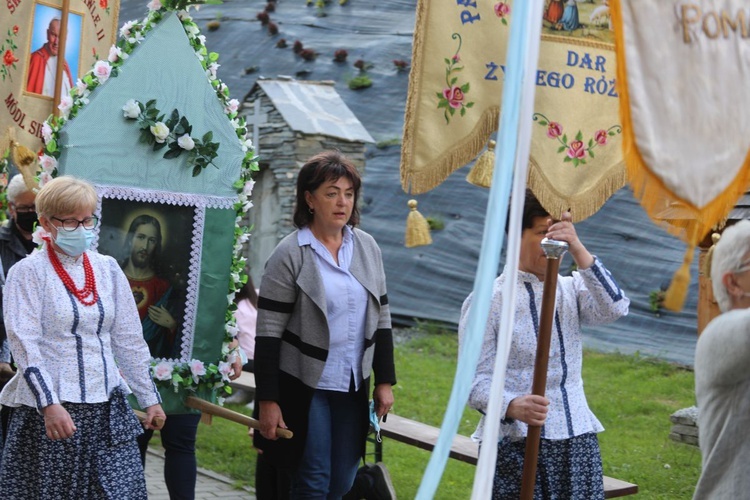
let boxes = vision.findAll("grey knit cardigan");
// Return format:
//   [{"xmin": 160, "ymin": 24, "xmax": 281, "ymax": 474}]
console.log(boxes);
[{"xmin": 253, "ymin": 228, "xmax": 396, "ymax": 467}]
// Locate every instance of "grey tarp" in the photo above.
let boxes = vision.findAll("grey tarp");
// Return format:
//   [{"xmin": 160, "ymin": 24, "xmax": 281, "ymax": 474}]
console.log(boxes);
[{"xmin": 117, "ymin": 0, "xmax": 699, "ymax": 365}]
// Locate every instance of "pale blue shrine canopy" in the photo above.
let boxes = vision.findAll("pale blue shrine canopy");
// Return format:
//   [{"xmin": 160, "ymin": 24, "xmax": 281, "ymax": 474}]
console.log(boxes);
[{"xmin": 58, "ymin": 12, "xmax": 243, "ymax": 198}]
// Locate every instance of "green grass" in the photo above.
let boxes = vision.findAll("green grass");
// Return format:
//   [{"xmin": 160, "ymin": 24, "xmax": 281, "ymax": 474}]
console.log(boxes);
[{"xmin": 181, "ymin": 330, "xmax": 701, "ymax": 498}]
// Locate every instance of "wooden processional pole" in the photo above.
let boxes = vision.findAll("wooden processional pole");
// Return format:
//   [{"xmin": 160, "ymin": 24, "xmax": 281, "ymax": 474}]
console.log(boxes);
[
  {"xmin": 52, "ymin": 0, "xmax": 71, "ymax": 117},
  {"xmin": 520, "ymin": 238, "xmax": 568, "ymax": 500}
]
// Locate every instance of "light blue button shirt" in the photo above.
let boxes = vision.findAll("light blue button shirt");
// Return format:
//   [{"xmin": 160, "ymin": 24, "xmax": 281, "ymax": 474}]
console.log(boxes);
[{"xmin": 298, "ymin": 226, "xmax": 368, "ymax": 392}]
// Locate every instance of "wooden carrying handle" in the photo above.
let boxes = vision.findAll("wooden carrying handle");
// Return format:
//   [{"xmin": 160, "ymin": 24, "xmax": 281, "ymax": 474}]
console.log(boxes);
[
  {"xmin": 132, "ymin": 409, "xmax": 165, "ymax": 429},
  {"xmin": 185, "ymin": 396, "xmax": 293, "ymax": 439}
]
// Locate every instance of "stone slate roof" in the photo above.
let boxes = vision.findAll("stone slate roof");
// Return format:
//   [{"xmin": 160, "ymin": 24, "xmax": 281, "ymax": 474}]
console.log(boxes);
[{"xmin": 252, "ymin": 78, "xmax": 374, "ymax": 143}]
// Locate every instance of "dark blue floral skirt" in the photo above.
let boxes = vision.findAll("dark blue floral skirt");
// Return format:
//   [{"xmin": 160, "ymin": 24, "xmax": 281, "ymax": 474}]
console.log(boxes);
[
  {"xmin": 0, "ymin": 388, "xmax": 146, "ymax": 499},
  {"xmin": 493, "ymin": 432, "xmax": 605, "ymax": 500}
]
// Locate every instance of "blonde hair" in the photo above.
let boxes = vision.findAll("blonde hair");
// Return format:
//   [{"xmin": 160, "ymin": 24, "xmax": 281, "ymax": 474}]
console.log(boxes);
[{"xmin": 36, "ymin": 176, "xmax": 97, "ymax": 219}]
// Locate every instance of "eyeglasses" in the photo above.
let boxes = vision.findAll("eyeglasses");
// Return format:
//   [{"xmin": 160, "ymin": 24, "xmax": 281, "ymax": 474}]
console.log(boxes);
[
  {"xmin": 734, "ymin": 260, "xmax": 750, "ymax": 275},
  {"xmin": 51, "ymin": 215, "xmax": 99, "ymax": 232},
  {"xmin": 12, "ymin": 204, "xmax": 36, "ymax": 214}
]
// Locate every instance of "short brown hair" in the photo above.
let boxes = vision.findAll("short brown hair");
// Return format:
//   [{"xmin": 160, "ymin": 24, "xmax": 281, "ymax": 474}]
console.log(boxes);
[
  {"xmin": 36, "ymin": 176, "xmax": 97, "ymax": 218},
  {"xmin": 293, "ymin": 151, "xmax": 362, "ymax": 228}
]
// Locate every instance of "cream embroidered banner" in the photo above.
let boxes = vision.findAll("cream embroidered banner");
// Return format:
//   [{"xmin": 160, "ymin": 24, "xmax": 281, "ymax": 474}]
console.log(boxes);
[
  {"xmin": 1, "ymin": 0, "xmax": 119, "ymax": 152},
  {"xmin": 401, "ymin": 0, "xmax": 625, "ymax": 221},
  {"xmin": 612, "ymin": 0, "xmax": 750, "ymax": 308}
]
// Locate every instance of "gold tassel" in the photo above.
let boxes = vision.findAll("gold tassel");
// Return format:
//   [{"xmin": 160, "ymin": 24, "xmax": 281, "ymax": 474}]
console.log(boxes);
[
  {"xmin": 11, "ymin": 142, "xmax": 36, "ymax": 168},
  {"xmin": 466, "ymin": 140, "xmax": 496, "ymax": 188},
  {"xmin": 405, "ymin": 199, "xmax": 432, "ymax": 248},
  {"xmin": 9, "ymin": 140, "xmax": 41, "ymax": 192},
  {"xmin": 702, "ymin": 232, "xmax": 721, "ymax": 281},
  {"xmin": 663, "ymin": 244, "xmax": 696, "ymax": 311}
]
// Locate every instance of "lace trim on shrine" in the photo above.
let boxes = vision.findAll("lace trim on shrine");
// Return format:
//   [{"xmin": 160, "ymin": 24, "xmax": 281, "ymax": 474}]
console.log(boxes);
[{"xmin": 95, "ymin": 185, "xmax": 236, "ymax": 210}]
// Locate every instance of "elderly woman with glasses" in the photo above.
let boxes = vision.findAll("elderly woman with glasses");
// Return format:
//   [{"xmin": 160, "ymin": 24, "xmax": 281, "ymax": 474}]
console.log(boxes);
[
  {"xmin": 694, "ymin": 219, "xmax": 750, "ymax": 499},
  {"xmin": 0, "ymin": 176, "xmax": 165, "ymax": 498}
]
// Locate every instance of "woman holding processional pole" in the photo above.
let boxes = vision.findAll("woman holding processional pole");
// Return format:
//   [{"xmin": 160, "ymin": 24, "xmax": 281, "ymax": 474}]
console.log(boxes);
[{"xmin": 459, "ymin": 189, "xmax": 629, "ymax": 499}]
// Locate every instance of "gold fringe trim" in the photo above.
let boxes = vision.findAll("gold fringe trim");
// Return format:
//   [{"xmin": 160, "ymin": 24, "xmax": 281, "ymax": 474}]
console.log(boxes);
[
  {"xmin": 612, "ymin": 0, "xmax": 750, "ymax": 311},
  {"xmin": 527, "ymin": 159, "xmax": 627, "ymax": 222},
  {"xmin": 400, "ymin": 0, "xmax": 502, "ymax": 194}
]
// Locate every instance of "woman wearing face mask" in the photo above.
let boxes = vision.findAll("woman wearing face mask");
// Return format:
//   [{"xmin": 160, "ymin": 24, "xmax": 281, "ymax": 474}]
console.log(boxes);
[{"xmin": 0, "ymin": 176, "xmax": 166, "ymax": 498}]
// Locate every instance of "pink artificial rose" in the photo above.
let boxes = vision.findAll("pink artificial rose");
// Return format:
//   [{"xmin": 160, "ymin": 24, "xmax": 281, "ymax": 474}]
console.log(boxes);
[
  {"xmin": 442, "ymin": 86, "xmax": 465, "ymax": 109},
  {"xmin": 39, "ymin": 154, "xmax": 57, "ymax": 174},
  {"xmin": 189, "ymin": 359, "xmax": 206, "ymax": 383},
  {"xmin": 494, "ymin": 2, "xmax": 510, "ymax": 18},
  {"xmin": 93, "ymin": 60, "xmax": 112, "ymax": 84},
  {"xmin": 567, "ymin": 140, "xmax": 586, "ymax": 159},
  {"xmin": 153, "ymin": 361, "xmax": 174, "ymax": 381},
  {"xmin": 147, "ymin": 0, "xmax": 162, "ymax": 11},
  {"xmin": 41, "ymin": 121, "xmax": 53, "ymax": 144},
  {"xmin": 225, "ymin": 98, "xmax": 240, "ymax": 114},
  {"xmin": 594, "ymin": 129, "xmax": 608, "ymax": 145},
  {"xmin": 218, "ymin": 361, "xmax": 234, "ymax": 382},
  {"xmin": 547, "ymin": 122, "xmax": 562, "ymax": 139}
]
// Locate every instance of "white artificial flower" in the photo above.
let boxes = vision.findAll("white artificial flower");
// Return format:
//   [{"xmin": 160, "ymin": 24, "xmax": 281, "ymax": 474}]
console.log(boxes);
[
  {"xmin": 197, "ymin": 35, "xmax": 206, "ymax": 45},
  {"xmin": 147, "ymin": 0, "xmax": 162, "ymax": 11},
  {"xmin": 241, "ymin": 138, "xmax": 253, "ymax": 152},
  {"xmin": 243, "ymin": 179, "xmax": 255, "ymax": 195},
  {"xmin": 93, "ymin": 60, "xmax": 112, "ymax": 84},
  {"xmin": 122, "ymin": 99, "xmax": 140, "ymax": 119},
  {"xmin": 153, "ymin": 361, "xmax": 174, "ymax": 381},
  {"xmin": 150, "ymin": 122, "xmax": 170, "ymax": 143},
  {"xmin": 75, "ymin": 79, "xmax": 88, "ymax": 97},
  {"xmin": 225, "ymin": 323, "xmax": 239, "ymax": 337},
  {"xmin": 120, "ymin": 20, "xmax": 136, "ymax": 38},
  {"xmin": 41, "ymin": 121, "xmax": 53, "ymax": 144},
  {"xmin": 58, "ymin": 95, "xmax": 73, "ymax": 118},
  {"xmin": 177, "ymin": 134, "xmax": 195, "ymax": 150},
  {"xmin": 39, "ymin": 154, "xmax": 57, "ymax": 174},
  {"xmin": 206, "ymin": 62, "xmax": 219, "ymax": 79},
  {"xmin": 32, "ymin": 226, "xmax": 49, "ymax": 246},
  {"xmin": 107, "ymin": 45, "xmax": 120, "ymax": 63}
]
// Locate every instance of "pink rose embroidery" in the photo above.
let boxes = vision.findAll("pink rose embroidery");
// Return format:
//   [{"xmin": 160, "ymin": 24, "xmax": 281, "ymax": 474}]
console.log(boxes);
[
  {"xmin": 494, "ymin": 2, "xmax": 510, "ymax": 18},
  {"xmin": 443, "ymin": 86, "xmax": 465, "ymax": 109},
  {"xmin": 567, "ymin": 140, "xmax": 586, "ymax": 159},
  {"xmin": 594, "ymin": 129, "xmax": 608, "ymax": 145},
  {"xmin": 547, "ymin": 122, "xmax": 562, "ymax": 139}
]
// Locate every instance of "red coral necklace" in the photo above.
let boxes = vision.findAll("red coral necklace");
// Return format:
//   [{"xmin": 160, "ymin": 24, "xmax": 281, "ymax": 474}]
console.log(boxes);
[{"xmin": 45, "ymin": 237, "xmax": 98, "ymax": 306}]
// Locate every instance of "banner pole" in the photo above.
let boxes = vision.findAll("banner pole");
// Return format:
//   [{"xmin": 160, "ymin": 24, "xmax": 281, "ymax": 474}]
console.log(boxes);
[{"xmin": 53, "ymin": 0, "xmax": 71, "ymax": 117}]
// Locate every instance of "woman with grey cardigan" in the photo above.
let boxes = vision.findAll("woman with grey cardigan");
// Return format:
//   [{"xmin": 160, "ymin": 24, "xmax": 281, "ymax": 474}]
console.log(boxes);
[{"xmin": 253, "ymin": 151, "xmax": 396, "ymax": 499}]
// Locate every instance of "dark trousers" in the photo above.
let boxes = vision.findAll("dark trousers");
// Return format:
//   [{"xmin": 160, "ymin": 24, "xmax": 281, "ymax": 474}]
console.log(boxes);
[
  {"xmin": 255, "ymin": 452, "xmax": 293, "ymax": 500},
  {"xmin": 138, "ymin": 413, "xmax": 202, "ymax": 500}
]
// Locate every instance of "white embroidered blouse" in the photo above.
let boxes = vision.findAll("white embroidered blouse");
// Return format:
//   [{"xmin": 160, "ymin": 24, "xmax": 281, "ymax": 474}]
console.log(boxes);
[
  {"xmin": 0, "ymin": 248, "xmax": 161, "ymax": 411},
  {"xmin": 460, "ymin": 257, "xmax": 629, "ymax": 441}
]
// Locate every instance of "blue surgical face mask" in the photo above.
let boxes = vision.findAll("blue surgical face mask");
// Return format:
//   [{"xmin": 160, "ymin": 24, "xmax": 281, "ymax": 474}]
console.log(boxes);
[
  {"xmin": 369, "ymin": 400, "xmax": 382, "ymax": 443},
  {"xmin": 53, "ymin": 225, "xmax": 95, "ymax": 256}
]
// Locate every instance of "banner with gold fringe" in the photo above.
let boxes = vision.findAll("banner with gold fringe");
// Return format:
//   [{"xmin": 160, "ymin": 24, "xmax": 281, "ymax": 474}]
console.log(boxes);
[
  {"xmin": 401, "ymin": 0, "xmax": 625, "ymax": 221},
  {"xmin": 1, "ymin": 0, "xmax": 119, "ymax": 152},
  {"xmin": 611, "ymin": 0, "xmax": 750, "ymax": 309}
]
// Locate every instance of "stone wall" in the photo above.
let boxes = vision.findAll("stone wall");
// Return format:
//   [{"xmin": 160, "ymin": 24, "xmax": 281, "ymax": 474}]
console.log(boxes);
[
  {"xmin": 669, "ymin": 406, "xmax": 699, "ymax": 447},
  {"xmin": 239, "ymin": 88, "xmax": 368, "ymax": 283}
]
